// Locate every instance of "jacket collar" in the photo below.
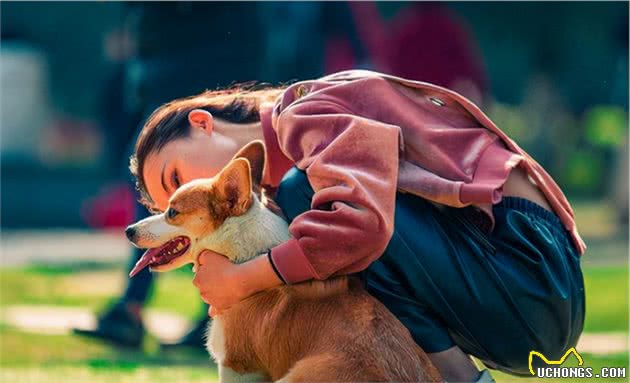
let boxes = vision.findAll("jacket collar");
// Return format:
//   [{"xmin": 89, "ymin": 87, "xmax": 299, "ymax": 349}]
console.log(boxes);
[{"xmin": 260, "ymin": 103, "xmax": 294, "ymax": 188}]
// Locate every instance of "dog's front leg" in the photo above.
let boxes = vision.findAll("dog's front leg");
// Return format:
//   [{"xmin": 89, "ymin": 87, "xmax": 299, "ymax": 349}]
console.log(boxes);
[
  {"xmin": 210, "ymin": 319, "xmax": 269, "ymax": 383},
  {"xmin": 218, "ymin": 365, "xmax": 268, "ymax": 383}
]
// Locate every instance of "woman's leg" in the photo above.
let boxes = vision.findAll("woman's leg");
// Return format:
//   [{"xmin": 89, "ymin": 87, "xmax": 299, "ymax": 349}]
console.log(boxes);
[
  {"xmin": 363, "ymin": 194, "xmax": 486, "ymax": 381},
  {"xmin": 366, "ymin": 193, "xmax": 584, "ymax": 377}
]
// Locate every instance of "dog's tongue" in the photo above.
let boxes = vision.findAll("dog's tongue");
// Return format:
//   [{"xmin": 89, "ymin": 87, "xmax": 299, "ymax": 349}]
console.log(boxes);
[{"xmin": 129, "ymin": 247, "xmax": 161, "ymax": 278}]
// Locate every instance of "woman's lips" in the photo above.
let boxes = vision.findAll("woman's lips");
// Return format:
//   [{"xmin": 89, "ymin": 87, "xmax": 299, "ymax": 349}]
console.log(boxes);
[{"xmin": 129, "ymin": 236, "xmax": 190, "ymax": 277}]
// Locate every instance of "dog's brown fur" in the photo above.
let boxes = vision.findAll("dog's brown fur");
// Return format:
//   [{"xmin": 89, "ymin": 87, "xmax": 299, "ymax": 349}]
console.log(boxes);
[{"xmin": 217, "ymin": 276, "xmax": 441, "ymax": 382}]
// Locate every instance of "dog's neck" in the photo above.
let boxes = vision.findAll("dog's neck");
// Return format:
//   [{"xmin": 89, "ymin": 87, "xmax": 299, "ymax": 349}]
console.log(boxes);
[{"xmin": 196, "ymin": 193, "xmax": 291, "ymax": 264}]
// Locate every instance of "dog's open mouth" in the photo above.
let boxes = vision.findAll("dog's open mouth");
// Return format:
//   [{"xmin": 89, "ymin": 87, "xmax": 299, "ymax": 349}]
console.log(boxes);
[{"xmin": 129, "ymin": 236, "xmax": 191, "ymax": 277}]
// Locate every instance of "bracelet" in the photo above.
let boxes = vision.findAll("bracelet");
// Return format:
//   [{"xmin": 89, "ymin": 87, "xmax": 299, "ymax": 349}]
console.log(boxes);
[{"xmin": 266, "ymin": 249, "xmax": 286, "ymax": 284}]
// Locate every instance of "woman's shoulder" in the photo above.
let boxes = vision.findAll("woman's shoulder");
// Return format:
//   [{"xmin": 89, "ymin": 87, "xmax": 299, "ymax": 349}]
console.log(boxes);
[
  {"xmin": 273, "ymin": 69, "xmax": 494, "ymax": 138},
  {"xmin": 274, "ymin": 70, "xmax": 395, "ymax": 116}
]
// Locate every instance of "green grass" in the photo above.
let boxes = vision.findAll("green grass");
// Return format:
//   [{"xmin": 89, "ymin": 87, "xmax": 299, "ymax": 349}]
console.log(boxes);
[
  {"xmin": 0, "ymin": 262, "xmax": 627, "ymax": 382},
  {"xmin": 0, "ymin": 264, "xmax": 217, "ymax": 382},
  {"xmin": 0, "ymin": 263, "xmax": 204, "ymax": 321},
  {"xmin": 0, "ymin": 328, "xmax": 217, "ymax": 383},
  {"xmin": 583, "ymin": 265, "xmax": 629, "ymax": 332},
  {"xmin": 2, "ymin": 263, "xmax": 627, "ymax": 331}
]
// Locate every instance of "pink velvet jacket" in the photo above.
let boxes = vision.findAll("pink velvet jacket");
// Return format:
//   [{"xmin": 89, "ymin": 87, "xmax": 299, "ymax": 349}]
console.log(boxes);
[{"xmin": 260, "ymin": 70, "xmax": 586, "ymax": 284}]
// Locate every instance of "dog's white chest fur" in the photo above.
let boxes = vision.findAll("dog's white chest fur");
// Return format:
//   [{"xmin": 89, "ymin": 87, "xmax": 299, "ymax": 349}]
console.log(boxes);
[
  {"xmin": 207, "ymin": 317, "xmax": 226, "ymax": 362},
  {"xmin": 202, "ymin": 197, "xmax": 290, "ymax": 365},
  {"xmin": 195, "ymin": 196, "xmax": 291, "ymax": 264},
  {"xmin": 208, "ymin": 318, "xmax": 268, "ymax": 382}
]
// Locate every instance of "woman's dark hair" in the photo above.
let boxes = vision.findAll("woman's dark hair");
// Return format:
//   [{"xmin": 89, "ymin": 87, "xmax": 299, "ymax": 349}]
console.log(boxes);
[{"xmin": 130, "ymin": 83, "xmax": 285, "ymax": 211}]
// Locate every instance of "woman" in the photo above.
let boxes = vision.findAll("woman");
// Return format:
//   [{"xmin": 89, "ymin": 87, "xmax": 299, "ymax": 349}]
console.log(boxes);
[{"xmin": 130, "ymin": 70, "xmax": 585, "ymax": 382}]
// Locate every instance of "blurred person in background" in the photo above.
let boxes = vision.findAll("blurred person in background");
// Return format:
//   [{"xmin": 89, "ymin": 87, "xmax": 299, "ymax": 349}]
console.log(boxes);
[
  {"xmin": 323, "ymin": 2, "xmax": 488, "ymax": 106},
  {"xmin": 75, "ymin": 2, "xmax": 271, "ymax": 351}
]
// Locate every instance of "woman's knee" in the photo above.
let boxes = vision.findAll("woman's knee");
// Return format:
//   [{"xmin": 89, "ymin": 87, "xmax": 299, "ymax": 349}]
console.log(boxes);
[{"xmin": 275, "ymin": 167, "xmax": 314, "ymax": 222}]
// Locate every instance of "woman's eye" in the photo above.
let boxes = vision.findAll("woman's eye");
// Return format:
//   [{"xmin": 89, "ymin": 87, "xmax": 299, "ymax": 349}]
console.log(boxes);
[
  {"xmin": 172, "ymin": 170, "xmax": 181, "ymax": 189},
  {"xmin": 166, "ymin": 208, "xmax": 179, "ymax": 219}
]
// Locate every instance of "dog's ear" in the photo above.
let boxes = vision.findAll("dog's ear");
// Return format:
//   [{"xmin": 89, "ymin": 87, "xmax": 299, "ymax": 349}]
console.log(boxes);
[
  {"xmin": 231, "ymin": 140, "xmax": 266, "ymax": 186},
  {"xmin": 215, "ymin": 157, "xmax": 252, "ymax": 215}
]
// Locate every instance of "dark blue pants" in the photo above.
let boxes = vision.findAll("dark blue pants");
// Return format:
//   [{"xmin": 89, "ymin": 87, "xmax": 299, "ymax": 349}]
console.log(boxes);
[{"xmin": 275, "ymin": 167, "xmax": 585, "ymax": 376}]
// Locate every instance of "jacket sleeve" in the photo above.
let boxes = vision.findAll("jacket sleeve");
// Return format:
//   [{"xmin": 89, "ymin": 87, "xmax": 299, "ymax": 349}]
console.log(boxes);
[{"xmin": 268, "ymin": 82, "xmax": 403, "ymax": 283}]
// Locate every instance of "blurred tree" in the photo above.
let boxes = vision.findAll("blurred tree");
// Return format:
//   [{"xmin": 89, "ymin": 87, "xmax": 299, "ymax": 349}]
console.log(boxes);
[{"xmin": 584, "ymin": 106, "xmax": 628, "ymax": 148}]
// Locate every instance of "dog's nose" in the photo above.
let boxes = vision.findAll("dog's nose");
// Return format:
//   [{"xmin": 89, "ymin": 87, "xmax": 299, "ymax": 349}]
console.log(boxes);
[{"xmin": 125, "ymin": 226, "xmax": 136, "ymax": 241}]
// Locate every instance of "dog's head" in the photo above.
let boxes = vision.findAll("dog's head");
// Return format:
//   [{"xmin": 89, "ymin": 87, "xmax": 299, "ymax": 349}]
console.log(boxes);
[{"xmin": 125, "ymin": 140, "xmax": 267, "ymax": 277}]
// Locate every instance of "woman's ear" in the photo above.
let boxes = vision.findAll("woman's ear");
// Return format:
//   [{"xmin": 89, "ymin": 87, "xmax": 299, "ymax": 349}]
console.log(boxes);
[{"xmin": 188, "ymin": 109, "xmax": 213, "ymax": 134}]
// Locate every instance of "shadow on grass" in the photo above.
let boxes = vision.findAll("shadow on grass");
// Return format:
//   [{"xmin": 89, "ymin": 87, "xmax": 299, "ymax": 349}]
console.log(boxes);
[
  {"xmin": 23, "ymin": 262, "xmax": 195, "ymax": 276},
  {"xmin": 23, "ymin": 262, "xmax": 125, "ymax": 275},
  {"xmin": 83, "ymin": 350, "xmax": 215, "ymax": 370}
]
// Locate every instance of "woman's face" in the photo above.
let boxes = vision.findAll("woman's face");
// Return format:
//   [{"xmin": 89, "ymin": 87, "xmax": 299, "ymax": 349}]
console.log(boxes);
[{"xmin": 143, "ymin": 118, "xmax": 261, "ymax": 211}]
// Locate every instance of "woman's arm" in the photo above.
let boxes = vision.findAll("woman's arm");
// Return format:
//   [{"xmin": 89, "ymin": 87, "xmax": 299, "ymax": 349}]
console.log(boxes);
[{"xmin": 268, "ymin": 77, "xmax": 403, "ymax": 283}]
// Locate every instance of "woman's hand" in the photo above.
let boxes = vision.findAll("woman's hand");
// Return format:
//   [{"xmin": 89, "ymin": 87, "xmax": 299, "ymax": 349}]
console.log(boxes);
[
  {"xmin": 192, "ymin": 250, "xmax": 244, "ymax": 316},
  {"xmin": 192, "ymin": 250, "xmax": 284, "ymax": 317}
]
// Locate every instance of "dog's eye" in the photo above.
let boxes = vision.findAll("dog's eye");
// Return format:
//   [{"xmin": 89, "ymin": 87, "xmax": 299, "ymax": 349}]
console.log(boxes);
[{"xmin": 166, "ymin": 208, "xmax": 179, "ymax": 219}]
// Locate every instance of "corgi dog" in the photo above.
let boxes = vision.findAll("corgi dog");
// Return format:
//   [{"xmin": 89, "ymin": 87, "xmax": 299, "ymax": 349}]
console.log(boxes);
[{"xmin": 125, "ymin": 141, "xmax": 442, "ymax": 382}]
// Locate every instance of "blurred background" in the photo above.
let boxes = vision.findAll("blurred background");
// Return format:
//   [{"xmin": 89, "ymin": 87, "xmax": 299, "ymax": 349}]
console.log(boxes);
[{"xmin": 0, "ymin": 2, "xmax": 628, "ymax": 383}]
